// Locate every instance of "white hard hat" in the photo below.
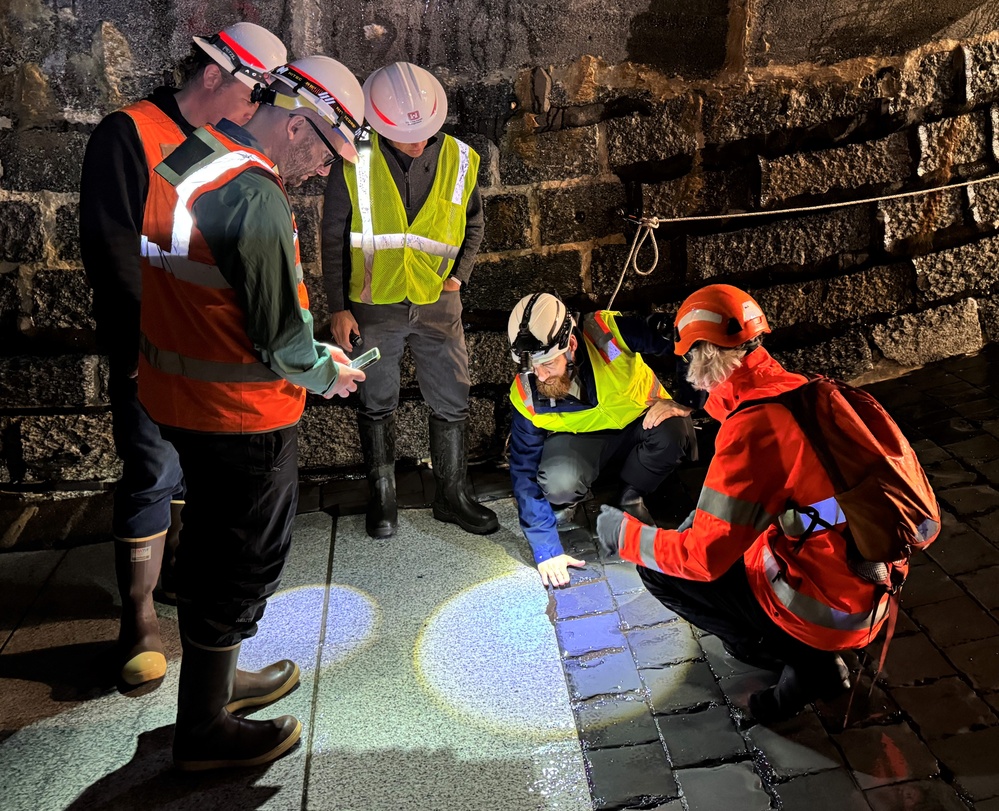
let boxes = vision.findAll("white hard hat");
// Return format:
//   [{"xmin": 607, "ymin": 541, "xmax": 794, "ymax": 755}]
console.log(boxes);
[
  {"xmin": 192, "ymin": 22, "xmax": 287, "ymax": 90},
  {"xmin": 508, "ymin": 293, "xmax": 576, "ymax": 365},
  {"xmin": 363, "ymin": 62, "xmax": 447, "ymax": 143},
  {"xmin": 267, "ymin": 56, "xmax": 366, "ymax": 164}
]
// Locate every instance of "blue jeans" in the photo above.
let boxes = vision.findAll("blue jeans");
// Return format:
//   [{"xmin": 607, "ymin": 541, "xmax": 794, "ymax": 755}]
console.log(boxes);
[{"xmin": 109, "ymin": 365, "xmax": 185, "ymax": 540}]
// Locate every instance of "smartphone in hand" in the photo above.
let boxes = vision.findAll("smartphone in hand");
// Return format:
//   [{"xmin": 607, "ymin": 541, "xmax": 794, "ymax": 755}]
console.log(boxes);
[{"xmin": 349, "ymin": 347, "xmax": 381, "ymax": 370}]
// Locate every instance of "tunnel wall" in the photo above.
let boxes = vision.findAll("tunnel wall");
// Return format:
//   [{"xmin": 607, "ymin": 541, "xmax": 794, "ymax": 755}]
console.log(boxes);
[{"xmin": 3, "ymin": 0, "xmax": 999, "ymax": 546}]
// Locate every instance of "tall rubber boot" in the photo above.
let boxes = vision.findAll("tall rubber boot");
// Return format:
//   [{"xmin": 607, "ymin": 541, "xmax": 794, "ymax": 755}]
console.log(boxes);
[
  {"xmin": 114, "ymin": 533, "xmax": 168, "ymax": 686},
  {"xmin": 617, "ymin": 485, "xmax": 654, "ymax": 525},
  {"xmin": 358, "ymin": 414, "xmax": 398, "ymax": 538},
  {"xmin": 428, "ymin": 416, "xmax": 499, "ymax": 535},
  {"xmin": 173, "ymin": 640, "xmax": 301, "ymax": 771},
  {"xmin": 155, "ymin": 500, "xmax": 184, "ymax": 605},
  {"xmin": 228, "ymin": 659, "xmax": 301, "ymax": 713}
]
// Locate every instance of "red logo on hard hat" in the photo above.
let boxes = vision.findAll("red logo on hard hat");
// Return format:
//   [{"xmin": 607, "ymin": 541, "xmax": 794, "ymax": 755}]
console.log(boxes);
[{"xmin": 407, "ymin": 111, "xmax": 422, "ymax": 122}]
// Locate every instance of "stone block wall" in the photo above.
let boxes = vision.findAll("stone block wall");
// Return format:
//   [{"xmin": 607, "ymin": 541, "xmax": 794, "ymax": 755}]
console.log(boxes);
[{"xmin": 3, "ymin": 0, "xmax": 999, "ymax": 546}]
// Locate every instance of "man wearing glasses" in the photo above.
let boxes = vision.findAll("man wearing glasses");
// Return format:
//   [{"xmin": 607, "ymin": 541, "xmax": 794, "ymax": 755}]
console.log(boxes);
[
  {"xmin": 506, "ymin": 293, "xmax": 700, "ymax": 588},
  {"xmin": 80, "ymin": 22, "xmax": 287, "ymax": 691},
  {"xmin": 136, "ymin": 55, "xmax": 367, "ymax": 770}
]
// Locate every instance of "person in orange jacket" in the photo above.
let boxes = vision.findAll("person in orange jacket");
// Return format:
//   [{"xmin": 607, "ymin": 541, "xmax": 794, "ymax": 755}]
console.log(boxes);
[{"xmin": 596, "ymin": 284, "xmax": 902, "ymax": 724}]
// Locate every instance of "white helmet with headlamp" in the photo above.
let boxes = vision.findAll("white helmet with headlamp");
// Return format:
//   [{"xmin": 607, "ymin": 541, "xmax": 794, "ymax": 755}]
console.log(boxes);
[
  {"xmin": 508, "ymin": 293, "xmax": 577, "ymax": 369},
  {"xmin": 260, "ymin": 55, "xmax": 366, "ymax": 164},
  {"xmin": 192, "ymin": 22, "xmax": 287, "ymax": 90}
]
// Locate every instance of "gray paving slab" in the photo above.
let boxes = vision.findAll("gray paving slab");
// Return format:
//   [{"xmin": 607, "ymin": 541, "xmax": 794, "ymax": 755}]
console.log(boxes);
[
  {"xmin": 674, "ymin": 762, "xmax": 770, "ymax": 811},
  {"xmin": 655, "ymin": 705, "xmax": 746, "ymax": 768},
  {"xmin": 928, "ymin": 725, "xmax": 999, "ymax": 802},
  {"xmin": 865, "ymin": 779, "xmax": 972, "ymax": 811},
  {"xmin": 574, "ymin": 694, "xmax": 660, "ymax": 749},
  {"xmin": 584, "ymin": 742, "xmax": 677, "ymax": 809},
  {"xmin": 836, "ymin": 721, "xmax": 941, "ymax": 790},
  {"xmin": 776, "ymin": 768, "xmax": 872, "ymax": 811},
  {"xmin": 306, "ymin": 499, "xmax": 591, "ymax": 811},
  {"xmin": 0, "ymin": 512, "xmax": 333, "ymax": 811},
  {"xmin": 746, "ymin": 710, "xmax": 843, "ymax": 778}
]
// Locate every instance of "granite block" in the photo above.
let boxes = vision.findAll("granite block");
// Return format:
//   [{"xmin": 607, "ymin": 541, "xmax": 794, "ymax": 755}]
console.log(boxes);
[
  {"xmin": 836, "ymin": 722, "xmax": 941, "ymax": 789},
  {"xmin": 945, "ymin": 637, "xmax": 999, "ymax": 692},
  {"xmin": 553, "ymin": 579, "xmax": 616, "ymax": 620},
  {"xmin": 865, "ymin": 779, "xmax": 972, "ymax": 811},
  {"xmin": 627, "ymin": 622, "xmax": 701, "ymax": 668},
  {"xmin": 604, "ymin": 562, "xmax": 646, "ymax": 595},
  {"xmin": 557, "ymin": 612, "xmax": 626, "ymax": 658},
  {"xmin": 565, "ymin": 650, "xmax": 644, "ymax": 701},
  {"xmin": 928, "ymin": 725, "xmax": 999, "ymax": 801},
  {"xmin": 899, "ymin": 564, "xmax": 966, "ymax": 608},
  {"xmin": 747, "ymin": 711, "xmax": 844, "ymax": 778},
  {"xmin": 616, "ymin": 588, "xmax": 677, "ymax": 629},
  {"xmin": 643, "ymin": 661, "xmax": 725, "ymax": 714},
  {"xmin": 892, "ymin": 677, "xmax": 997, "ymax": 740},
  {"xmin": 909, "ymin": 594, "xmax": 999, "ymax": 648},
  {"xmin": 957, "ymin": 567, "xmax": 999, "ymax": 612},
  {"xmin": 925, "ymin": 518, "xmax": 999, "ymax": 575},
  {"xmin": 573, "ymin": 694, "xmax": 660, "ymax": 749},
  {"xmin": 776, "ymin": 768, "xmax": 873, "ymax": 811},
  {"xmin": 674, "ymin": 763, "xmax": 770, "ymax": 811},
  {"xmin": 656, "ymin": 706, "xmax": 745, "ymax": 768},
  {"xmin": 881, "ymin": 633, "xmax": 956, "ymax": 686},
  {"xmin": 585, "ymin": 743, "xmax": 677, "ymax": 809}
]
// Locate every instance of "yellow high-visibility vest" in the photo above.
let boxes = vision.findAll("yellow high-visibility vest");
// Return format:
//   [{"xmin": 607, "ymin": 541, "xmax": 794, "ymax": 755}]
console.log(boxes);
[
  {"xmin": 345, "ymin": 132, "xmax": 479, "ymax": 305},
  {"xmin": 510, "ymin": 311, "xmax": 669, "ymax": 433}
]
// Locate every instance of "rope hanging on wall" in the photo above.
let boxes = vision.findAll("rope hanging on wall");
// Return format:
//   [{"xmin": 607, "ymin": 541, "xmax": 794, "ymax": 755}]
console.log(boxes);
[{"xmin": 605, "ymin": 171, "xmax": 999, "ymax": 311}]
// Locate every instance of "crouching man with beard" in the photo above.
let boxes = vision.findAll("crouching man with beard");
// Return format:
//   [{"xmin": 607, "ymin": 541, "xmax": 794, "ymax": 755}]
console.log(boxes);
[{"xmin": 506, "ymin": 293, "xmax": 699, "ymax": 588}]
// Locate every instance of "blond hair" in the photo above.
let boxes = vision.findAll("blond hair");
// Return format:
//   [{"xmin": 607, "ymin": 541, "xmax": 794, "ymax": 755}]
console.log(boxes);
[{"xmin": 686, "ymin": 341, "xmax": 751, "ymax": 392}]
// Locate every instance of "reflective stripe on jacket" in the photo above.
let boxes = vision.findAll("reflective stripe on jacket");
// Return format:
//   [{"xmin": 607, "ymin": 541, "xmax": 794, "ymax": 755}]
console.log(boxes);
[
  {"xmin": 509, "ymin": 311, "xmax": 668, "ymax": 434},
  {"xmin": 137, "ymin": 124, "xmax": 308, "ymax": 433},
  {"xmin": 617, "ymin": 347, "xmax": 897, "ymax": 651},
  {"xmin": 344, "ymin": 132, "xmax": 479, "ymax": 305}
]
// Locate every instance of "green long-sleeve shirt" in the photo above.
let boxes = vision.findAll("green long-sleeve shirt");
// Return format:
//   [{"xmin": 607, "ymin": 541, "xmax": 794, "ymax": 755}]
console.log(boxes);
[{"xmin": 191, "ymin": 122, "xmax": 340, "ymax": 396}]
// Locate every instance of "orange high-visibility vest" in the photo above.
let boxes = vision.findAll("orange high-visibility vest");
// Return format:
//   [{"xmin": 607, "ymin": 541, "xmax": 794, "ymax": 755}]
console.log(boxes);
[
  {"xmin": 617, "ymin": 348, "xmax": 900, "ymax": 652},
  {"xmin": 120, "ymin": 98, "xmax": 186, "ymax": 176},
  {"xmin": 137, "ymin": 124, "xmax": 308, "ymax": 433}
]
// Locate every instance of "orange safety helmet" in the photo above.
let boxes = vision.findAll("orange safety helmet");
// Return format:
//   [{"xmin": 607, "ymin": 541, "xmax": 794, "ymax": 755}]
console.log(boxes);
[{"xmin": 673, "ymin": 284, "xmax": 770, "ymax": 356}]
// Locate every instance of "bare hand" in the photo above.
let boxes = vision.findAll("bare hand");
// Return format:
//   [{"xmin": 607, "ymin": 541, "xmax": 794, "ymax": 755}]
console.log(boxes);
[
  {"xmin": 323, "ymin": 363, "xmax": 365, "ymax": 399},
  {"xmin": 643, "ymin": 399, "xmax": 692, "ymax": 430},
  {"xmin": 442, "ymin": 277, "xmax": 461, "ymax": 292},
  {"xmin": 330, "ymin": 310, "xmax": 359, "ymax": 349},
  {"xmin": 537, "ymin": 554, "xmax": 585, "ymax": 588}
]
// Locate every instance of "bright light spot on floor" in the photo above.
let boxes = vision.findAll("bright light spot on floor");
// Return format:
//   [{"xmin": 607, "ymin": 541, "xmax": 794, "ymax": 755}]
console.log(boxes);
[
  {"xmin": 239, "ymin": 584, "xmax": 378, "ymax": 672},
  {"xmin": 415, "ymin": 570, "xmax": 577, "ymax": 741}
]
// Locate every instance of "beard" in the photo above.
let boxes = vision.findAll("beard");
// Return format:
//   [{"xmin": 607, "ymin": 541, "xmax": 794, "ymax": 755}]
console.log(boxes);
[
  {"xmin": 536, "ymin": 371, "xmax": 572, "ymax": 400},
  {"xmin": 281, "ymin": 137, "xmax": 319, "ymax": 188}
]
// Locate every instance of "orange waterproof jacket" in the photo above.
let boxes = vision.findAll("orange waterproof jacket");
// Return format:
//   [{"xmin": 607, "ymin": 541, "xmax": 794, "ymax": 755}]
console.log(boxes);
[
  {"xmin": 138, "ymin": 124, "xmax": 308, "ymax": 433},
  {"xmin": 121, "ymin": 98, "xmax": 187, "ymax": 175},
  {"xmin": 618, "ymin": 347, "xmax": 899, "ymax": 651}
]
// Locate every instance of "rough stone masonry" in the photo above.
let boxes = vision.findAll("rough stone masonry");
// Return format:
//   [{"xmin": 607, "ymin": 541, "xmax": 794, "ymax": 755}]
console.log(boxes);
[{"xmin": 3, "ymin": 0, "xmax": 999, "ymax": 547}]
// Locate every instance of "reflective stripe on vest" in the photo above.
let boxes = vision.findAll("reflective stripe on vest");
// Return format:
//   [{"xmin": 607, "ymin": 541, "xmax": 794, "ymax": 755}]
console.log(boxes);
[
  {"xmin": 582, "ymin": 312, "xmax": 623, "ymax": 362},
  {"xmin": 347, "ymin": 133, "xmax": 476, "ymax": 305},
  {"xmin": 140, "ymin": 335, "xmax": 280, "ymax": 383},
  {"xmin": 762, "ymin": 546, "xmax": 889, "ymax": 632},
  {"xmin": 778, "ymin": 496, "xmax": 847, "ymax": 538},
  {"xmin": 139, "ymin": 235, "xmax": 231, "ymax": 289},
  {"xmin": 697, "ymin": 485, "xmax": 775, "ymax": 534}
]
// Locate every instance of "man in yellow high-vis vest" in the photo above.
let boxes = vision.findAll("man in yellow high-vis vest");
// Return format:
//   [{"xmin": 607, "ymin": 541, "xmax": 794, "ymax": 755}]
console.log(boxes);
[{"xmin": 321, "ymin": 62, "xmax": 498, "ymax": 539}]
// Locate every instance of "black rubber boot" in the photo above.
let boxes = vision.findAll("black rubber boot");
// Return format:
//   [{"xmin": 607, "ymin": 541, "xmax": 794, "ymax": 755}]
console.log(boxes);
[
  {"xmin": 358, "ymin": 414, "xmax": 398, "ymax": 538},
  {"xmin": 155, "ymin": 500, "xmax": 184, "ymax": 605},
  {"xmin": 749, "ymin": 654, "xmax": 851, "ymax": 724},
  {"xmin": 115, "ymin": 533, "xmax": 167, "ymax": 686},
  {"xmin": 429, "ymin": 416, "xmax": 499, "ymax": 535},
  {"xmin": 173, "ymin": 640, "xmax": 301, "ymax": 771},
  {"xmin": 617, "ymin": 485, "xmax": 654, "ymax": 525},
  {"xmin": 228, "ymin": 659, "xmax": 301, "ymax": 713}
]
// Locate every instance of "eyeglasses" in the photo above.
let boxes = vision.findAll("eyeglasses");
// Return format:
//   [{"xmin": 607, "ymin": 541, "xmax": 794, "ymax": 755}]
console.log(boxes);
[{"xmin": 294, "ymin": 114, "xmax": 338, "ymax": 167}]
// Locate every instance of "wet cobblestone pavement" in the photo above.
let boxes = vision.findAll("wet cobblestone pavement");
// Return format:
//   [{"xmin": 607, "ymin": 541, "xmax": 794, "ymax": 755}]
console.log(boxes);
[{"xmin": 2, "ymin": 344, "xmax": 999, "ymax": 809}]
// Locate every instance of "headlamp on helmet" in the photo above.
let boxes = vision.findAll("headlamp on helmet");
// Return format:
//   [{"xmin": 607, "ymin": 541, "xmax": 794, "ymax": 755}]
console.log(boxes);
[{"xmin": 508, "ymin": 293, "xmax": 575, "ymax": 374}]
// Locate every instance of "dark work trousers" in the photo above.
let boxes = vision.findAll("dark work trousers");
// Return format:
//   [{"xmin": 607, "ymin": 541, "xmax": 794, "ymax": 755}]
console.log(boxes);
[
  {"xmin": 537, "ymin": 413, "xmax": 697, "ymax": 505},
  {"xmin": 109, "ymin": 362, "xmax": 185, "ymax": 540},
  {"xmin": 162, "ymin": 425, "xmax": 299, "ymax": 649},
  {"xmin": 639, "ymin": 558, "xmax": 845, "ymax": 686},
  {"xmin": 351, "ymin": 293, "xmax": 469, "ymax": 422}
]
